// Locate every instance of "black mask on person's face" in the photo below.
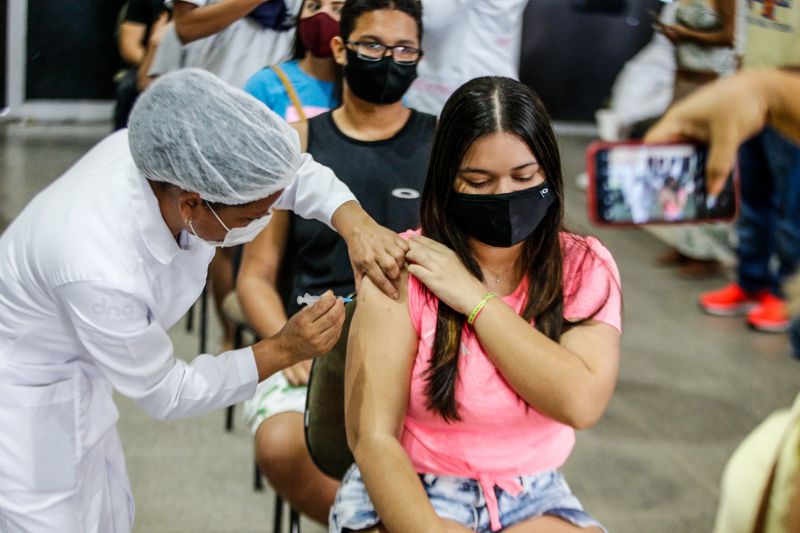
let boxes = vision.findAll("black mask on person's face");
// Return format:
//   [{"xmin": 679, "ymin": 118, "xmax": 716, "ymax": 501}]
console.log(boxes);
[
  {"xmin": 447, "ymin": 182, "xmax": 556, "ymax": 247},
  {"xmin": 343, "ymin": 49, "xmax": 417, "ymax": 104}
]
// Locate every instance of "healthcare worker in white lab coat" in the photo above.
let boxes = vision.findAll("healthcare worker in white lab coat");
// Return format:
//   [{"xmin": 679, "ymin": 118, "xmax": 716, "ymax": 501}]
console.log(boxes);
[{"xmin": 0, "ymin": 69, "xmax": 408, "ymax": 532}]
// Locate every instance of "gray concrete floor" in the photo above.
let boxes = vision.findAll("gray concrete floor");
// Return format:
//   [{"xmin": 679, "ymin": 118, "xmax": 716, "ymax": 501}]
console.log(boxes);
[{"xmin": 1, "ymin": 122, "xmax": 798, "ymax": 533}]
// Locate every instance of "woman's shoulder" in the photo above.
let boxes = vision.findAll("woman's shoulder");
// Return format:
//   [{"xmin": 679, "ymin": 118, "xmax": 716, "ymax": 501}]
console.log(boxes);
[
  {"xmin": 559, "ymin": 232, "xmax": 622, "ymax": 330},
  {"xmin": 245, "ymin": 60, "xmax": 305, "ymax": 90},
  {"xmin": 277, "ymin": 60, "xmax": 337, "ymax": 93},
  {"xmin": 559, "ymin": 232, "xmax": 620, "ymax": 290},
  {"xmin": 247, "ymin": 64, "xmax": 282, "ymax": 83},
  {"xmin": 408, "ymin": 108, "xmax": 437, "ymax": 121},
  {"xmin": 244, "ymin": 66, "xmax": 284, "ymax": 96},
  {"xmin": 358, "ymin": 269, "xmax": 416, "ymax": 326},
  {"xmin": 278, "ymin": 59, "xmax": 315, "ymax": 81},
  {"xmin": 407, "ymin": 109, "xmax": 438, "ymax": 132},
  {"xmin": 559, "ymin": 232, "xmax": 615, "ymax": 264}
]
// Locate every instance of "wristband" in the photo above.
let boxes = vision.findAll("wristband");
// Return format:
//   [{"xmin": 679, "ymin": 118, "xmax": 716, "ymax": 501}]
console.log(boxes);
[{"xmin": 468, "ymin": 293, "xmax": 496, "ymax": 325}]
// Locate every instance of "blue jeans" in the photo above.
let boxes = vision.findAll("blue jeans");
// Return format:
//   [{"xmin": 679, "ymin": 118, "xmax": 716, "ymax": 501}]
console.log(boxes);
[
  {"xmin": 736, "ymin": 128, "xmax": 800, "ymax": 297},
  {"xmin": 791, "ymin": 319, "xmax": 800, "ymax": 359}
]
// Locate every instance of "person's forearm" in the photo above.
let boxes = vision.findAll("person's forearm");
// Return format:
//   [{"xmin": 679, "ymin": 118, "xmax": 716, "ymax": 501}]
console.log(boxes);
[
  {"xmin": 271, "ymin": 155, "xmax": 358, "ymax": 229},
  {"xmin": 237, "ymin": 276, "xmax": 288, "ymax": 340},
  {"xmin": 137, "ymin": 51, "xmax": 156, "ymax": 91},
  {"xmin": 674, "ymin": 25, "xmax": 734, "ymax": 47},
  {"xmin": 353, "ymin": 436, "xmax": 446, "ymax": 533},
  {"xmin": 764, "ymin": 69, "xmax": 800, "ymax": 144},
  {"xmin": 121, "ymin": 45, "xmax": 146, "ymax": 66},
  {"xmin": 119, "ymin": 23, "xmax": 147, "ymax": 65},
  {"xmin": 137, "ymin": 37, "xmax": 162, "ymax": 91},
  {"xmin": 330, "ymin": 200, "xmax": 370, "ymax": 242},
  {"xmin": 173, "ymin": 0, "xmax": 263, "ymax": 43},
  {"xmin": 471, "ymin": 299, "xmax": 609, "ymax": 429},
  {"xmin": 251, "ymin": 334, "xmax": 294, "ymax": 381}
]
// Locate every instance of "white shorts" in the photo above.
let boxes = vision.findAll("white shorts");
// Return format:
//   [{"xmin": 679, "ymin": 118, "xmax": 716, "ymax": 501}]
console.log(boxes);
[{"xmin": 243, "ymin": 372, "xmax": 308, "ymax": 435}]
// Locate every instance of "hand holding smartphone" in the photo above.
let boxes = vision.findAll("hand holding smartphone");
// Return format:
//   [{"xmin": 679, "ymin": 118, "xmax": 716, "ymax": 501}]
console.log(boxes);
[{"xmin": 586, "ymin": 141, "xmax": 738, "ymax": 226}]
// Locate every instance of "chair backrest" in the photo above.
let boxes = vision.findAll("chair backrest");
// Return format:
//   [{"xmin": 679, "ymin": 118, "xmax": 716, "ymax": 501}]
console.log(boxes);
[{"xmin": 304, "ymin": 300, "xmax": 357, "ymax": 480}]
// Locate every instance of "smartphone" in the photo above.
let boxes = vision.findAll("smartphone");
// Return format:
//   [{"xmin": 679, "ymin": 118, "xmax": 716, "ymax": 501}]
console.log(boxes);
[{"xmin": 586, "ymin": 141, "xmax": 738, "ymax": 226}]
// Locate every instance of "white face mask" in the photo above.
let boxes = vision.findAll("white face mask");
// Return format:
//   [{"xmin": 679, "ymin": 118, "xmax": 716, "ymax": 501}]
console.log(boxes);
[{"xmin": 189, "ymin": 201, "xmax": 272, "ymax": 248}]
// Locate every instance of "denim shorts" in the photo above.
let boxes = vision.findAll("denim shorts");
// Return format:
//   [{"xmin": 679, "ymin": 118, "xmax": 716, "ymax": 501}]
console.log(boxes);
[{"xmin": 329, "ymin": 464, "xmax": 606, "ymax": 532}]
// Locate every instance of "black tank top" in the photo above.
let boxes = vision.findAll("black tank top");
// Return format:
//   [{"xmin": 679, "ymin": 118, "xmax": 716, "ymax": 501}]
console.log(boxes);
[{"xmin": 284, "ymin": 109, "xmax": 436, "ymax": 315}]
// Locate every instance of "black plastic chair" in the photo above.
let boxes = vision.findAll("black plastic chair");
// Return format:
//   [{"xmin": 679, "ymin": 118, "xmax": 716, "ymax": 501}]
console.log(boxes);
[
  {"xmin": 304, "ymin": 301, "xmax": 357, "ymax": 480},
  {"xmin": 222, "ymin": 290, "xmax": 255, "ymax": 432},
  {"xmin": 273, "ymin": 493, "xmax": 301, "ymax": 533},
  {"xmin": 219, "ymin": 289, "xmax": 301, "ymax": 531},
  {"xmin": 225, "ymin": 322, "xmax": 248, "ymax": 432}
]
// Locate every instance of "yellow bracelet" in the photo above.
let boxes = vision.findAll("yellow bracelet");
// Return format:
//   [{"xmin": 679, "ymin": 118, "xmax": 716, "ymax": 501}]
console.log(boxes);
[{"xmin": 468, "ymin": 293, "xmax": 496, "ymax": 325}]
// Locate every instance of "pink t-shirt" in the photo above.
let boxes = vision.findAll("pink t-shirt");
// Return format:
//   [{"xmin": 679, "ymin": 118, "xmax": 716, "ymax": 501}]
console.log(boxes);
[{"xmin": 400, "ymin": 230, "xmax": 622, "ymax": 531}]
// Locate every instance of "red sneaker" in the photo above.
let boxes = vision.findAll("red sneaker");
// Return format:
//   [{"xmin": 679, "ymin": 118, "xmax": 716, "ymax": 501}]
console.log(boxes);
[
  {"xmin": 747, "ymin": 295, "xmax": 790, "ymax": 333},
  {"xmin": 698, "ymin": 283, "xmax": 765, "ymax": 316}
]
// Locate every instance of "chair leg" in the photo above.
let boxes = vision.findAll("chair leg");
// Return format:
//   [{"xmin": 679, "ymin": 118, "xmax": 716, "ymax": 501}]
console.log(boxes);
[
  {"xmin": 224, "ymin": 323, "xmax": 246, "ymax": 433},
  {"xmin": 225, "ymin": 405, "xmax": 235, "ymax": 432},
  {"xmin": 289, "ymin": 509, "xmax": 300, "ymax": 533},
  {"xmin": 273, "ymin": 494, "xmax": 284, "ymax": 533},
  {"xmin": 254, "ymin": 461, "xmax": 264, "ymax": 491},
  {"xmin": 185, "ymin": 303, "xmax": 194, "ymax": 333},
  {"xmin": 233, "ymin": 324, "xmax": 244, "ymax": 349},
  {"xmin": 198, "ymin": 285, "xmax": 208, "ymax": 353}
]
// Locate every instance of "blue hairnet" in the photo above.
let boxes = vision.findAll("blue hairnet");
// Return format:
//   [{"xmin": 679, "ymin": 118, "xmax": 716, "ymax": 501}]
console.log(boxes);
[{"xmin": 128, "ymin": 68, "xmax": 301, "ymax": 205}]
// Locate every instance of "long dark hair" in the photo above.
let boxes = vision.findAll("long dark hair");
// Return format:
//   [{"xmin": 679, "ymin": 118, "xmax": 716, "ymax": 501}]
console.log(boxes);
[
  {"xmin": 291, "ymin": 0, "xmax": 309, "ymax": 60},
  {"xmin": 419, "ymin": 77, "xmax": 577, "ymax": 422}
]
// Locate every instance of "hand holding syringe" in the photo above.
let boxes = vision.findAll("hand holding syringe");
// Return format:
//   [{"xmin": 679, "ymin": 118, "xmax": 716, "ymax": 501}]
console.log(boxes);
[{"xmin": 296, "ymin": 292, "xmax": 353, "ymax": 307}]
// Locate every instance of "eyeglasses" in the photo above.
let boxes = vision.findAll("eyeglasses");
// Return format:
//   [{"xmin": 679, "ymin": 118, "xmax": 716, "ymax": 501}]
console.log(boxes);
[{"xmin": 345, "ymin": 40, "xmax": 423, "ymax": 65}]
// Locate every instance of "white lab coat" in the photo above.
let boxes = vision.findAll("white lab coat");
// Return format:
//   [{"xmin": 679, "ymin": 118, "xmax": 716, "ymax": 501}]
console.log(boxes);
[
  {"xmin": 0, "ymin": 130, "xmax": 356, "ymax": 532},
  {"xmin": 405, "ymin": 0, "xmax": 530, "ymax": 115}
]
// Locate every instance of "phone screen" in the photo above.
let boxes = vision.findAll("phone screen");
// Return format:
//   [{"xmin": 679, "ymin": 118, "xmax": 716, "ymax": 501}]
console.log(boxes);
[{"xmin": 590, "ymin": 143, "xmax": 737, "ymax": 225}]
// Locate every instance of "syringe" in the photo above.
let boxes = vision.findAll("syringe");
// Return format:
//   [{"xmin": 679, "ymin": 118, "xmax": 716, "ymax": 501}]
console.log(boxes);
[{"xmin": 296, "ymin": 293, "xmax": 353, "ymax": 307}]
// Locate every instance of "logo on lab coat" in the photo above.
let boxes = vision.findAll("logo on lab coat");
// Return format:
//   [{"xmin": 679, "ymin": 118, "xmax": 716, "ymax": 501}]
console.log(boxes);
[{"xmin": 92, "ymin": 297, "xmax": 135, "ymax": 320}]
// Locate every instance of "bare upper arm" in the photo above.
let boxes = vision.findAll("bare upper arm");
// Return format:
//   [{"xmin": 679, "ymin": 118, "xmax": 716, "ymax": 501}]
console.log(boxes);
[
  {"xmin": 560, "ymin": 320, "xmax": 621, "ymax": 408},
  {"xmin": 290, "ymin": 121, "xmax": 309, "ymax": 153},
  {"xmin": 119, "ymin": 22, "xmax": 147, "ymax": 64},
  {"xmin": 345, "ymin": 272, "xmax": 418, "ymax": 450},
  {"xmin": 715, "ymin": 0, "xmax": 737, "ymax": 43},
  {"xmin": 172, "ymin": 0, "xmax": 202, "ymax": 39},
  {"xmin": 238, "ymin": 209, "xmax": 291, "ymax": 289},
  {"xmin": 172, "ymin": 1, "xmax": 198, "ymax": 18}
]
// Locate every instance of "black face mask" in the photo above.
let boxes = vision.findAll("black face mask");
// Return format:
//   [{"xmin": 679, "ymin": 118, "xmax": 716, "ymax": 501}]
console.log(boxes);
[
  {"xmin": 447, "ymin": 182, "xmax": 556, "ymax": 247},
  {"xmin": 343, "ymin": 49, "xmax": 417, "ymax": 104}
]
